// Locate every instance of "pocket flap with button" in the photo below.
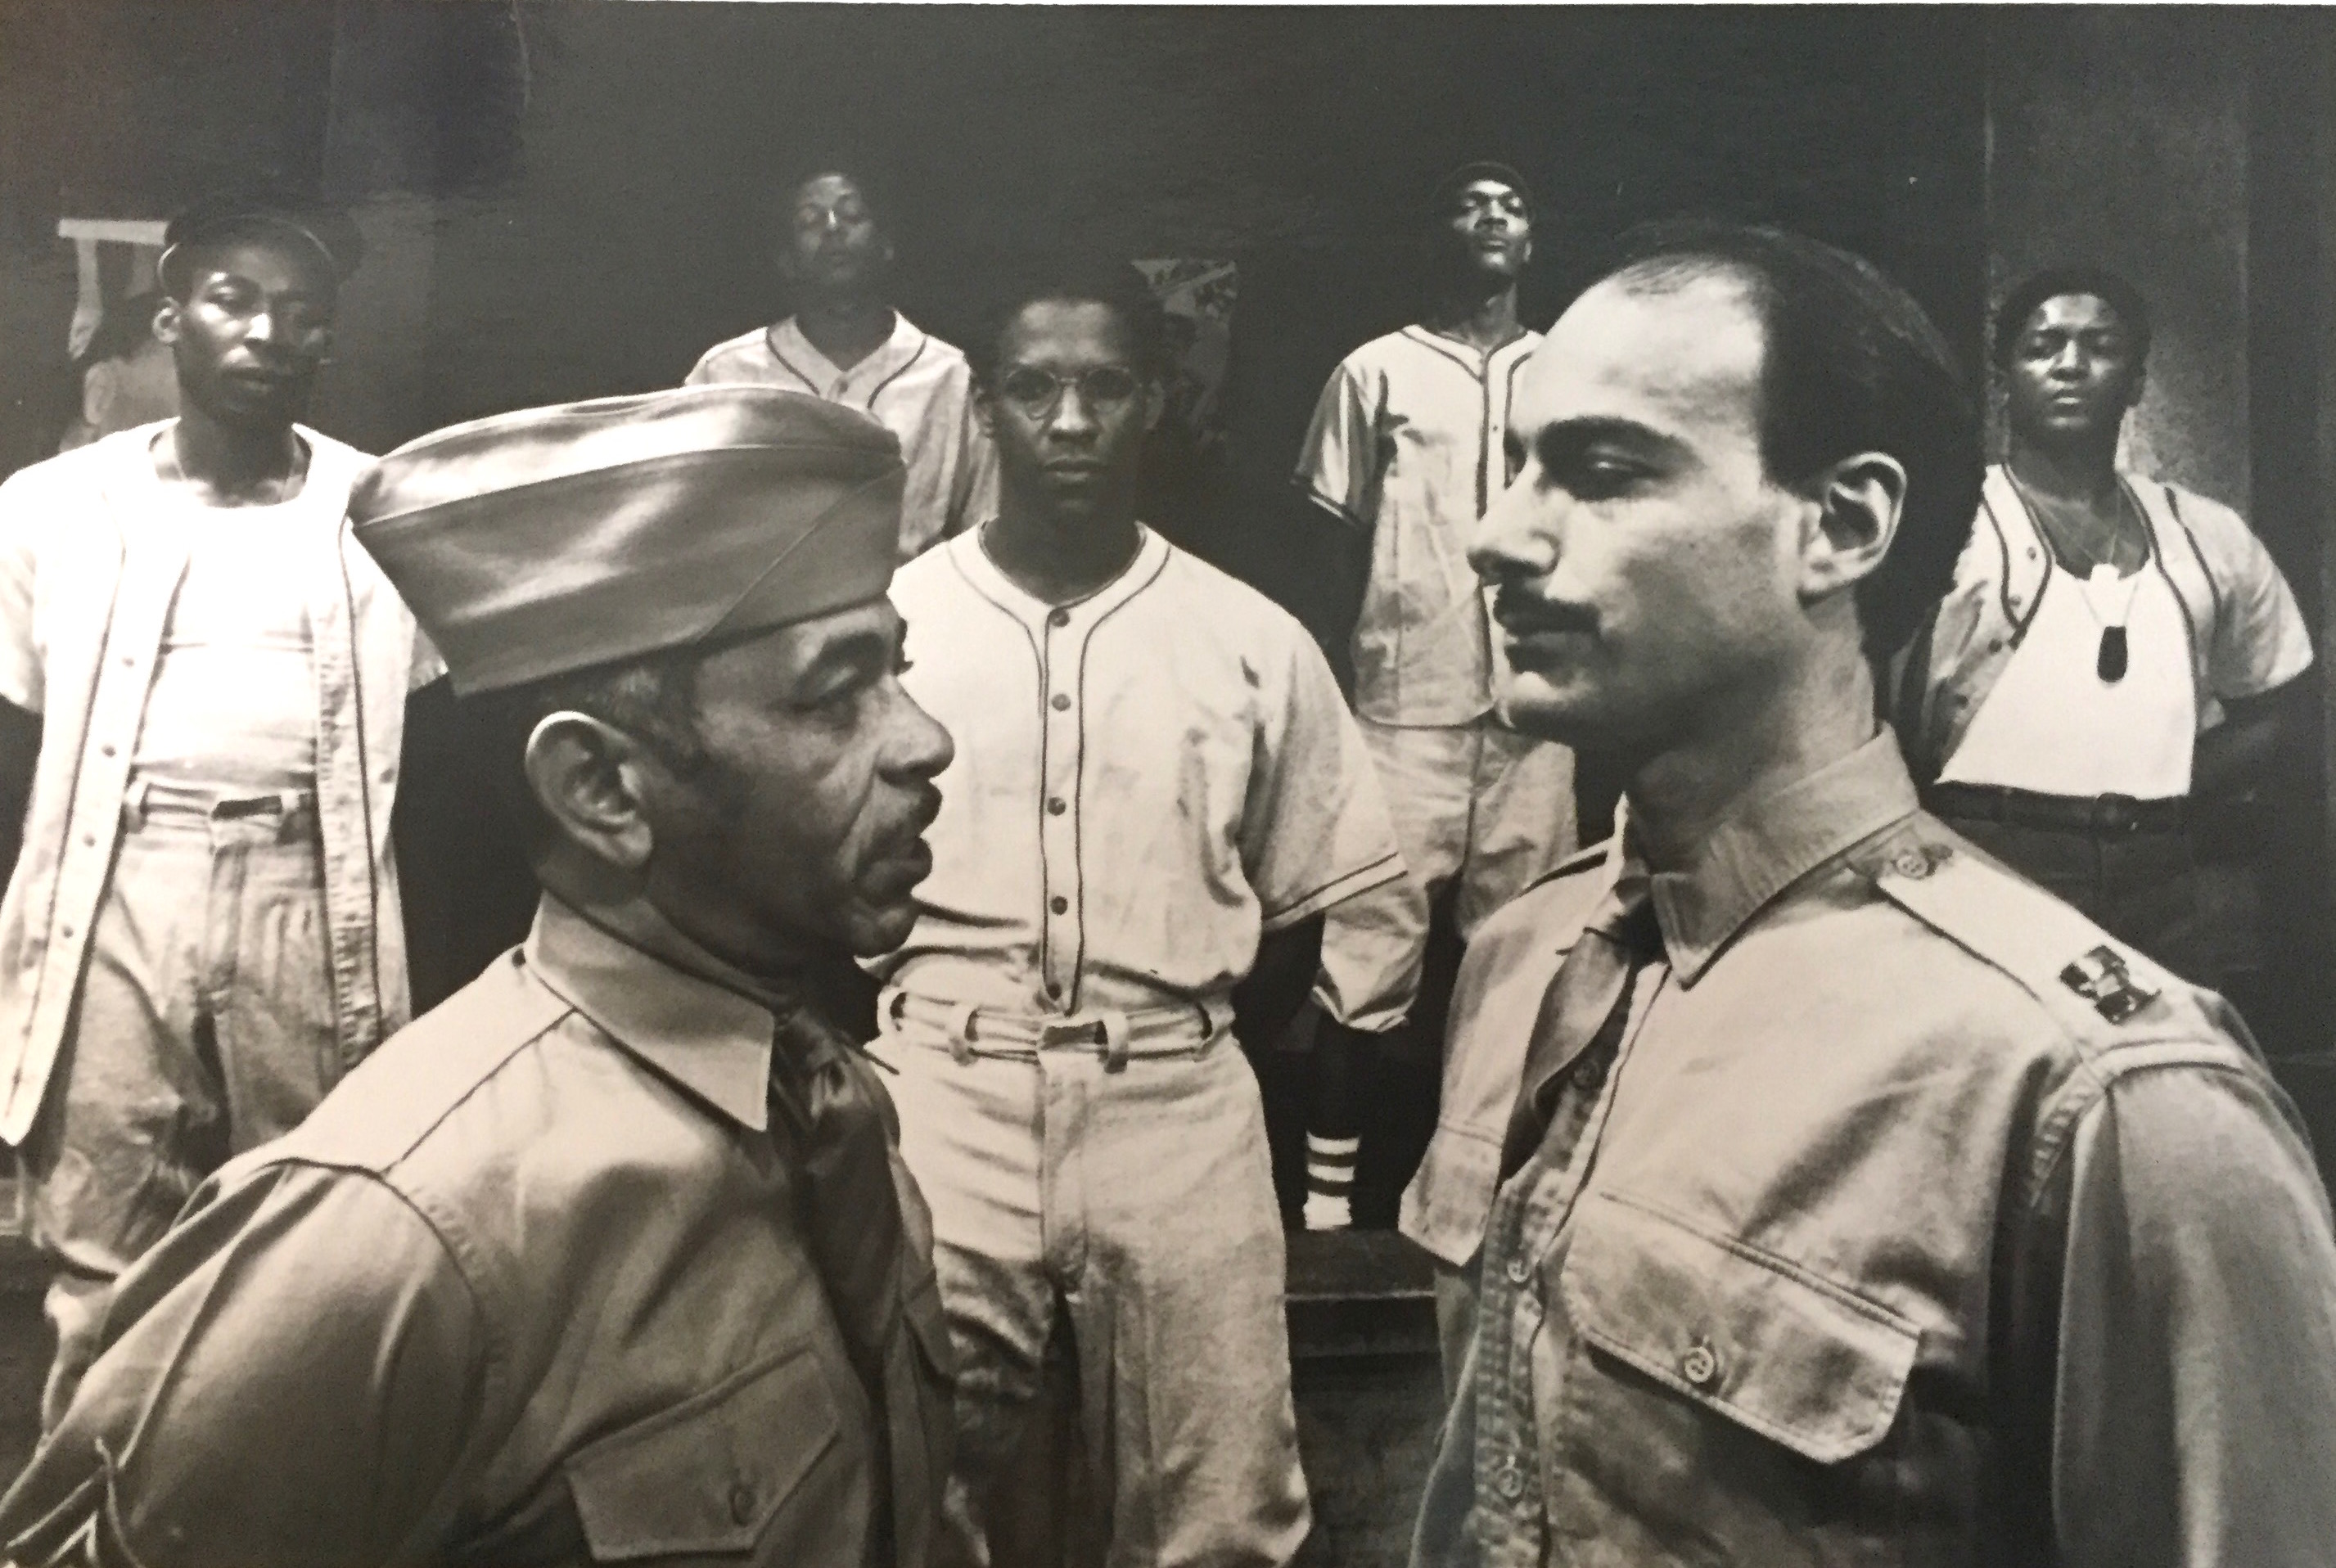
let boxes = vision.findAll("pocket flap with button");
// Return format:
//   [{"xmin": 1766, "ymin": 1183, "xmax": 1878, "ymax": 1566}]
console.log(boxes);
[
  {"xmin": 1558, "ymin": 1192, "xmax": 1919, "ymax": 1465},
  {"xmin": 566, "ymin": 1345, "xmax": 841, "ymax": 1561}
]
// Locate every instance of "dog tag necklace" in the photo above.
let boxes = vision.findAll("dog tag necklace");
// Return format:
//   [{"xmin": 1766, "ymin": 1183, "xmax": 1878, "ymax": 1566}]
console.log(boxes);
[
  {"xmin": 2076, "ymin": 563, "xmax": 2141, "ymax": 682},
  {"xmin": 2009, "ymin": 472, "xmax": 2143, "ymax": 683}
]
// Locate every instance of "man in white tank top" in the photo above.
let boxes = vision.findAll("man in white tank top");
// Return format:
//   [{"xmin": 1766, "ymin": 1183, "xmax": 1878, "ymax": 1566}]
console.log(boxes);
[
  {"xmin": 1898, "ymin": 268, "xmax": 2312, "ymax": 990},
  {"xmin": 0, "ymin": 200, "xmax": 439, "ymax": 1425}
]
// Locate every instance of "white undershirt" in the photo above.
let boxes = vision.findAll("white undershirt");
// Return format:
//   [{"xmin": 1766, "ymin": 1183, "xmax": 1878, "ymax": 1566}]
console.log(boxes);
[
  {"xmin": 132, "ymin": 500, "xmax": 320, "ymax": 792},
  {"xmin": 1939, "ymin": 555, "xmax": 2194, "ymax": 798}
]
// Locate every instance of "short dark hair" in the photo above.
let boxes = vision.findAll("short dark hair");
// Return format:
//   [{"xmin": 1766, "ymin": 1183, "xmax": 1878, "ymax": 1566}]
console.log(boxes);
[
  {"xmin": 158, "ymin": 194, "xmax": 363, "ymax": 300},
  {"xmin": 1991, "ymin": 264, "xmax": 2152, "ymax": 367},
  {"xmin": 456, "ymin": 646, "xmax": 724, "ymax": 859},
  {"xmin": 767, "ymin": 158, "xmax": 891, "ymax": 233},
  {"xmin": 1599, "ymin": 220, "xmax": 1982, "ymax": 665},
  {"xmin": 1429, "ymin": 160, "xmax": 1536, "ymax": 227},
  {"xmin": 972, "ymin": 257, "xmax": 1169, "ymax": 385}
]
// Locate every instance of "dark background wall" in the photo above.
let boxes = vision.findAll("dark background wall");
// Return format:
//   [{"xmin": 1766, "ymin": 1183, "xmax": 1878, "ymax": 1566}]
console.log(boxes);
[
  {"xmin": 0, "ymin": 2, "xmax": 2326, "ymax": 1064},
  {"xmin": 0, "ymin": 4, "xmax": 1987, "ymax": 532}
]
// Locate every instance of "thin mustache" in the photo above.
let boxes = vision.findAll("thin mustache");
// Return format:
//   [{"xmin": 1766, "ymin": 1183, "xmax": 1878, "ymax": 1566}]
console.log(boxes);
[{"xmin": 1493, "ymin": 588, "xmax": 1598, "ymax": 635}]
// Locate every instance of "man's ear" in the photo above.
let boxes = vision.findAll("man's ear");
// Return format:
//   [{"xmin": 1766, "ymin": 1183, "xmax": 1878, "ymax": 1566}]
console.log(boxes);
[
  {"xmin": 1801, "ymin": 452, "xmax": 1906, "ymax": 601},
  {"xmin": 972, "ymin": 382, "xmax": 998, "ymax": 440},
  {"xmin": 151, "ymin": 298, "xmax": 183, "ymax": 348},
  {"xmin": 521, "ymin": 711, "xmax": 656, "ymax": 872},
  {"xmin": 1141, "ymin": 376, "xmax": 1167, "ymax": 434},
  {"xmin": 2124, "ymin": 361, "xmax": 2149, "ymax": 414}
]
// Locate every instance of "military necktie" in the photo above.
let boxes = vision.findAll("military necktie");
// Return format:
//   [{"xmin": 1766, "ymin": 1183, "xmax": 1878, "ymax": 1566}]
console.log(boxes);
[
  {"xmin": 1498, "ymin": 872, "xmax": 1662, "ymax": 1179},
  {"xmin": 769, "ymin": 1004, "xmax": 906, "ymax": 1398}
]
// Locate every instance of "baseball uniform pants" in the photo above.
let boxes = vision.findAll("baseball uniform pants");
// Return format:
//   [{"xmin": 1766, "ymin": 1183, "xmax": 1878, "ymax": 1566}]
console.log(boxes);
[
  {"xmin": 1319, "ymin": 714, "xmax": 1576, "ymax": 1039},
  {"xmin": 872, "ymin": 991, "xmax": 1309, "ymax": 1568}
]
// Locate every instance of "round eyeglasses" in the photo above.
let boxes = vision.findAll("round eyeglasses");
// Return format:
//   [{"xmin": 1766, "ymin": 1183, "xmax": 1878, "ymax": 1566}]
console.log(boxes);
[{"xmin": 996, "ymin": 365, "xmax": 1143, "ymax": 417}]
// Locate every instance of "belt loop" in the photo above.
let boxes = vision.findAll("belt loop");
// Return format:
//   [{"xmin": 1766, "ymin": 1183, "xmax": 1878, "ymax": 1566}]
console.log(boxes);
[
  {"xmin": 120, "ymin": 777, "xmax": 150, "ymax": 834},
  {"xmin": 276, "ymin": 790, "xmax": 303, "ymax": 842},
  {"xmin": 1100, "ymin": 1010, "xmax": 1130, "ymax": 1073},
  {"xmin": 947, "ymin": 1002, "xmax": 981, "ymax": 1066}
]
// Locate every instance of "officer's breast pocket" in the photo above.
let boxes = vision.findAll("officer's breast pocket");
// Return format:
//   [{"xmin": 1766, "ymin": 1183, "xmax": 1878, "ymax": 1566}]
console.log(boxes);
[
  {"xmin": 1553, "ymin": 1192, "xmax": 1952, "ymax": 1565},
  {"xmin": 564, "ymin": 1345, "xmax": 855, "ymax": 1566}
]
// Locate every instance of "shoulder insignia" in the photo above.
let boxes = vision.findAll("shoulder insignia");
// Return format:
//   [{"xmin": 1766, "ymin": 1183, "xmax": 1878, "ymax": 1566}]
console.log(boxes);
[
  {"xmin": 2059, "ymin": 945, "xmax": 2160, "ymax": 1024},
  {"xmin": 1864, "ymin": 822, "xmax": 2180, "ymax": 1034}
]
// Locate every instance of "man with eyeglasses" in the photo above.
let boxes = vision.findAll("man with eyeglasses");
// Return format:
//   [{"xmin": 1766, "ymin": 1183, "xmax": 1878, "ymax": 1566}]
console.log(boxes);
[
  {"xmin": 1294, "ymin": 161, "xmax": 1579, "ymax": 1235},
  {"xmin": 0, "ymin": 196, "xmax": 440, "ymax": 1426},
  {"xmin": 868, "ymin": 259, "xmax": 1405, "ymax": 1566},
  {"xmin": 688, "ymin": 161, "xmax": 997, "ymax": 561}
]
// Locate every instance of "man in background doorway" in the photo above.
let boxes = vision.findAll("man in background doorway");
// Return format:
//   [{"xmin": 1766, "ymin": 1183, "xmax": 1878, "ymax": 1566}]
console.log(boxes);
[
  {"xmin": 1898, "ymin": 266, "xmax": 2313, "ymax": 1002},
  {"xmin": 1292, "ymin": 161, "xmax": 1577, "ymax": 1230},
  {"xmin": 688, "ymin": 161, "xmax": 997, "ymax": 561},
  {"xmin": 0, "ymin": 196, "xmax": 437, "ymax": 1426}
]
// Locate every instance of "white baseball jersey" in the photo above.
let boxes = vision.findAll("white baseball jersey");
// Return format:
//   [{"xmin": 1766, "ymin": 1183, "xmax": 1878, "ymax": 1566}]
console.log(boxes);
[
  {"xmin": 873, "ymin": 526, "xmax": 1407, "ymax": 1022},
  {"xmin": 1295, "ymin": 326, "xmax": 1540, "ymax": 728},
  {"xmin": 686, "ymin": 313, "xmax": 998, "ymax": 562}
]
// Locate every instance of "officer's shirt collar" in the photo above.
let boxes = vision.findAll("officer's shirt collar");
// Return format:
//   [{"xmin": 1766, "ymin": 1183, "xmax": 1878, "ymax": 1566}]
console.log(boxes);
[
  {"xmin": 1630, "ymin": 732, "xmax": 1919, "ymax": 985},
  {"xmin": 522, "ymin": 894, "xmax": 778, "ymax": 1133}
]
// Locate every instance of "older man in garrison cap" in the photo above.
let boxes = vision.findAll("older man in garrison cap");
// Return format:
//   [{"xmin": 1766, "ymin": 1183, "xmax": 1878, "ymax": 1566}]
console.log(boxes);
[{"xmin": 0, "ymin": 385, "xmax": 961, "ymax": 1568}]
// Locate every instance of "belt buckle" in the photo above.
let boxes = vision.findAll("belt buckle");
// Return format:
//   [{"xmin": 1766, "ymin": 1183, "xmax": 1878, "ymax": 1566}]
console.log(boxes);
[{"xmin": 1039, "ymin": 1019, "xmax": 1104, "ymax": 1049}]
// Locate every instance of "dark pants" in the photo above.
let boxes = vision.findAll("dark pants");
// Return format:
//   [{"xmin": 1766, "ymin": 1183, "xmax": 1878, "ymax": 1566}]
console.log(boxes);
[{"xmin": 1929, "ymin": 808, "xmax": 2255, "ymax": 993}]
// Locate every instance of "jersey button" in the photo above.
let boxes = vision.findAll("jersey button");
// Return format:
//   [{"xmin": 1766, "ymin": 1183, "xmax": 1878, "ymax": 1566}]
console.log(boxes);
[
  {"xmin": 1047, "ymin": 797, "xmax": 1067, "ymax": 815},
  {"xmin": 1504, "ymin": 1254, "xmax": 1531, "ymax": 1285},
  {"xmin": 1048, "ymin": 608, "xmax": 1071, "ymax": 628},
  {"xmin": 1573, "ymin": 1056, "xmax": 1608, "ymax": 1092},
  {"xmin": 1045, "ymin": 982, "xmax": 1063, "ymax": 1000},
  {"xmin": 1050, "ymin": 895, "xmax": 1069, "ymax": 914},
  {"xmin": 1051, "ymin": 693, "xmax": 1071, "ymax": 712}
]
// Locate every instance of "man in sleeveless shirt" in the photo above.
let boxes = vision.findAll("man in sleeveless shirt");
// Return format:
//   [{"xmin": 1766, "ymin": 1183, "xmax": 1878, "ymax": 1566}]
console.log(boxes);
[
  {"xmin": 1292, "ymin": 163, "xmax": 1578, "ymax": 1231},
  {"xmin": 687, "ymin": 162, "xmax": 997, "ymax": 562},
  {"xmin": 1897, "ymin": 267, "xmax": 2312, "ymax": 991},
  {"xmin": 0, "ymin": 198, "xmax": 440, "ymax": 1426}
]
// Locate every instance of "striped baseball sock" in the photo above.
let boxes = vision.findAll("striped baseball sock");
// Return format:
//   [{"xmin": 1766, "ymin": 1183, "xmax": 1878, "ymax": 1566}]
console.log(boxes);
[{"xmin": 1302, "ymin": 1133, "xmax": 1359, "ymax": 1231}]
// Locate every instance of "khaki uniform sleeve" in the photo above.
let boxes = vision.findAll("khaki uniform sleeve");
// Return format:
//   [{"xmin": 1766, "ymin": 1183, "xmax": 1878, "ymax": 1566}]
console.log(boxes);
[
  {"xmin": 1294, "ymin": 363, "xmax": 1378, "ymax": 531},
  {"xmin": 0, "ymin": 1165, "xmax": 487, "ymax": 1568},
  {"xmin": 1240, "ymin": 621, "xmax": 1405, "ymax": 935},
  {"xmin": 2050, "ymin": 1061, "xmax": 2336, "ymax": 1568}
]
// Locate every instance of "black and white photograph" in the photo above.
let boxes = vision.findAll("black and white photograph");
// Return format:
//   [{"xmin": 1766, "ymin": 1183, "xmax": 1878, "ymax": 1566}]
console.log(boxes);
[{"xmin": 0, "ymin": 3, "xmax": 2330, "ymax": 1564}]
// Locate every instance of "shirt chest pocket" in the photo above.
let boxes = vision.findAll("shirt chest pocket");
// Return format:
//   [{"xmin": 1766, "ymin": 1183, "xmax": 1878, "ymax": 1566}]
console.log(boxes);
[
  {"xmin": 564, "ymin": 1345, "xmax": 851, "ymax": 1565},
  {"xmin": 1551, "ymin": 1192, "xmax": 1937, "ymax": 1562}
]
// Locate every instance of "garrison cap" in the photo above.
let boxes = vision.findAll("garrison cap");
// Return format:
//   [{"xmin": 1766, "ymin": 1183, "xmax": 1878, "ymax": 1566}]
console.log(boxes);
[{"xmin": 350, "ymin": 385, "xmax": 905, "ymax": 695}]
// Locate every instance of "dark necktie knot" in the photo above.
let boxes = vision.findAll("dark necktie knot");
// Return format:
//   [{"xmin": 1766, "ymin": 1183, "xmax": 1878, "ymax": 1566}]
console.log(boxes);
[
  {"xmin": 1499, "ymin": 875, "xmax": 1662, "ymax": 1179},
  {"xmin": 770, "ymin": 1008, "xmax": 905, "ymax": 1396}
]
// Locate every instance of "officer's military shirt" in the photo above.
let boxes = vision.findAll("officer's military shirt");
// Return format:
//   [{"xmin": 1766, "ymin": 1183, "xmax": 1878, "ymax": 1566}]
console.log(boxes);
[
  {"xmin": 0, "ymin": 895, "xmax": 954, "ymax": 1568},
  {"xmin": 1410, "ymin": 734, "xmax": 2336, "ymax": 1568}
]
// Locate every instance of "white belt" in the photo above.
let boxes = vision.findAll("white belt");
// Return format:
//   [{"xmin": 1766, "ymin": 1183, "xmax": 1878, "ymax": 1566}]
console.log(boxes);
[{"xmin": 879, "ymin": 986, "xmax": 1232, "ymax": 1073}]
